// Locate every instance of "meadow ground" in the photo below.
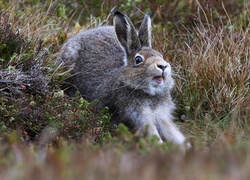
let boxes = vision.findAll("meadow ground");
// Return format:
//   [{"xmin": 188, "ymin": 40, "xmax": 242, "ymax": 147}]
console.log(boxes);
[{"xmin": 0, "ymin": 0, "xmax": 249, "ymax": 179}]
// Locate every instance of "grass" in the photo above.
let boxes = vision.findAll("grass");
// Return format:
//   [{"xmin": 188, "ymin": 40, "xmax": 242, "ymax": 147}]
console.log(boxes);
[{"xmin": 0, "ymin": 0, "xmax": 250, "ymax": 179}]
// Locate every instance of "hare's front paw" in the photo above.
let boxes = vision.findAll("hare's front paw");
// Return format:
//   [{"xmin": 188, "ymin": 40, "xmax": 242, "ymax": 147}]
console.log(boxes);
[
  {"xmin": 186, "ymin": 142, "xmax": 192, "ymax": 149},
  {"xmin": 178, "ymin": 141, "xmax": 192, "ymax": 153},
  {"xmin": 135, "ymin": 124, "xmax": 163, "ymax": 144}
]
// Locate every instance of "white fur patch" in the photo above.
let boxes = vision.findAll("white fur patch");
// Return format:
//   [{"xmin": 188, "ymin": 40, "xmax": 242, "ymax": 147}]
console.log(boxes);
[
  {"xmin": 147, "ymin": 82, "xmax": 165, "ymax": 96},
  {"xmin": 164, "ymin": 62, "xmax": 172, "ymax": 77},
  {"xmin": 65, "ymin": 41, "xmax": 80, "ymax": 59},
  {"xmin": 121, "ymin": 47, "xmax": 127, "ymax": 66},
  {"xmin": 125, "ymin": 18, "xmax": 133, "ymax": 53},
  {"xmin": 147, "ymin": 16, "xmax": 152, "ymax": 47}
]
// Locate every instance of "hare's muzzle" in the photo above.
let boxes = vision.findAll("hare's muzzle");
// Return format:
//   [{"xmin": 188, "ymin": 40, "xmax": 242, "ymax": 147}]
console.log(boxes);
[
  {"xmin": 153, "ymin": 62, "xmax": 170, "ymax": 84},
  {"xmin": 146, "ymin": 56, "xmax": 171, "ymax": 85}
]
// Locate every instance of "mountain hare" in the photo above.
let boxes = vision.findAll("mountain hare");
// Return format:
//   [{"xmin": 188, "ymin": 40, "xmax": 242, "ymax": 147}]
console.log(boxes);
[{"xmin": 56, "ymin": 11, "xmax": 188, "ymax": 147}]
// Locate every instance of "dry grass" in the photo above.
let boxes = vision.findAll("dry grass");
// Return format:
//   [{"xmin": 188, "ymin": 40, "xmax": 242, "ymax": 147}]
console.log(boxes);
[
  {"xmin": 0, "ymin": 0, "xmax": 250, "ymax": 179},
  {"xmin": 168, "ymin": 25, "xmax": 250, "ymax": 141}
]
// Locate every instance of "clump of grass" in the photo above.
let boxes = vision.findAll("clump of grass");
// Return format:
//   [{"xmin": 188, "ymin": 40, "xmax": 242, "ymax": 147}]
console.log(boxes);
[
  {"xmin": 0, "ymin": 12, "xmax": 28, "ymax": 66},
  {"xmin": 169, "ymin": 23, "xmax": 250, "ymax": 122}
]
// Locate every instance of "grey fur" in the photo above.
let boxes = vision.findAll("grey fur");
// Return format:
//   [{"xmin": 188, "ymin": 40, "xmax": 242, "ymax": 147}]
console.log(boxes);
[{"xmin": 56, "ymin": 11, "xmax": 188, "ymax": 147}]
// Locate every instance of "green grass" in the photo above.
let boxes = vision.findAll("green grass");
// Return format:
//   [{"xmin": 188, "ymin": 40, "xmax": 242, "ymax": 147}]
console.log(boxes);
[{"xmin": 0, "ymin": 0, "xmax": 250, "ymax": 179}]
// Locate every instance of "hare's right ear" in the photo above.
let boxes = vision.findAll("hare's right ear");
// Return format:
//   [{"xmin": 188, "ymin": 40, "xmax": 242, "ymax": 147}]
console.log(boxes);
[
  {"xmin": 138, "ymin": 12, "xmax": 152, "ymax": 47},
  {"xmin": 113, "ymin": 11, "xmax": 141, "ymax": 55}
]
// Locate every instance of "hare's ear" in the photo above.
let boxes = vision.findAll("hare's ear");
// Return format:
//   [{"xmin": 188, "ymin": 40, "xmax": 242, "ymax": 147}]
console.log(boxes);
[
  {"xmin": 114, "ymin": 11, "xmax": 141, "ymax": 55},
  {"xmin": 138, "ymin": 12, "xmax": 152, "ymax": 47}
]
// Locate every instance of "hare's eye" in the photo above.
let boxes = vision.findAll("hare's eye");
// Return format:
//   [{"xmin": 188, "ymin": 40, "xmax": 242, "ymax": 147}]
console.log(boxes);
[{"xmin": 134, "ymin": 55, "xmax": 144, "ymax": 66}]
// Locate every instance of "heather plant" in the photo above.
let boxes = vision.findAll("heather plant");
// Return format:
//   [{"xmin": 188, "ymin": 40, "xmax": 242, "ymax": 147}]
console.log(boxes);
[{"xmin": 0, "ymin": 1, "xmax": 114, "ymax": 143}]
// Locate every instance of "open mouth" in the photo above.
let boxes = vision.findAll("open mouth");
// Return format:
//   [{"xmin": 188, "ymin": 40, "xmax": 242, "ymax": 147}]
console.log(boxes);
[{"xmin": 153, "ymin": 76, "xmax": 164, "ymax": 84}]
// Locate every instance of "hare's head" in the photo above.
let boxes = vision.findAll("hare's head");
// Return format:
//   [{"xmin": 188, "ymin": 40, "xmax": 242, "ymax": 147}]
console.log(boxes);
[{"xmin": 114, "ymin": 11, "xmax": 174, "ymax": 95}]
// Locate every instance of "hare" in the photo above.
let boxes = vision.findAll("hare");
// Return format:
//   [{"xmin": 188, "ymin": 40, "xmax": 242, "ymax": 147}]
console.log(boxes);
[{"xmin": 56, "ymin": 11, "xmax": 188, "ymax": 147}]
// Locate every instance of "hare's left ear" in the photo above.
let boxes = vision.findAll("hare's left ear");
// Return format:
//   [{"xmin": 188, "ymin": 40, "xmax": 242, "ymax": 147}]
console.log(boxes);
[
  {"xmin": 113, "ymin": 11, "xmax": 141, "ymax": 55},
  {"xmin": 138, "ymin": 12, "xmax": 152, "ymax": 48}
]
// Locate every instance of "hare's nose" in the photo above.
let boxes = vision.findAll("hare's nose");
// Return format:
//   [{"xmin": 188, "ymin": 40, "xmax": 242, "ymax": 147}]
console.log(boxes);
[{"xmin": 157, "ymin": 64, "xmax": 167, "ymax": 71}]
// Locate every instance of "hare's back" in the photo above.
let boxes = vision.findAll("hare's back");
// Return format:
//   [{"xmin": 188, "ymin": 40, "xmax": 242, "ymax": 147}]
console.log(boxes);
[
  {"xmin": 57, "ymin": 26, "xmax": 126, "ymax": 70},
  {"xmin": 56, "ymin": 26, "xmax": 126, "ymax": 101}
]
